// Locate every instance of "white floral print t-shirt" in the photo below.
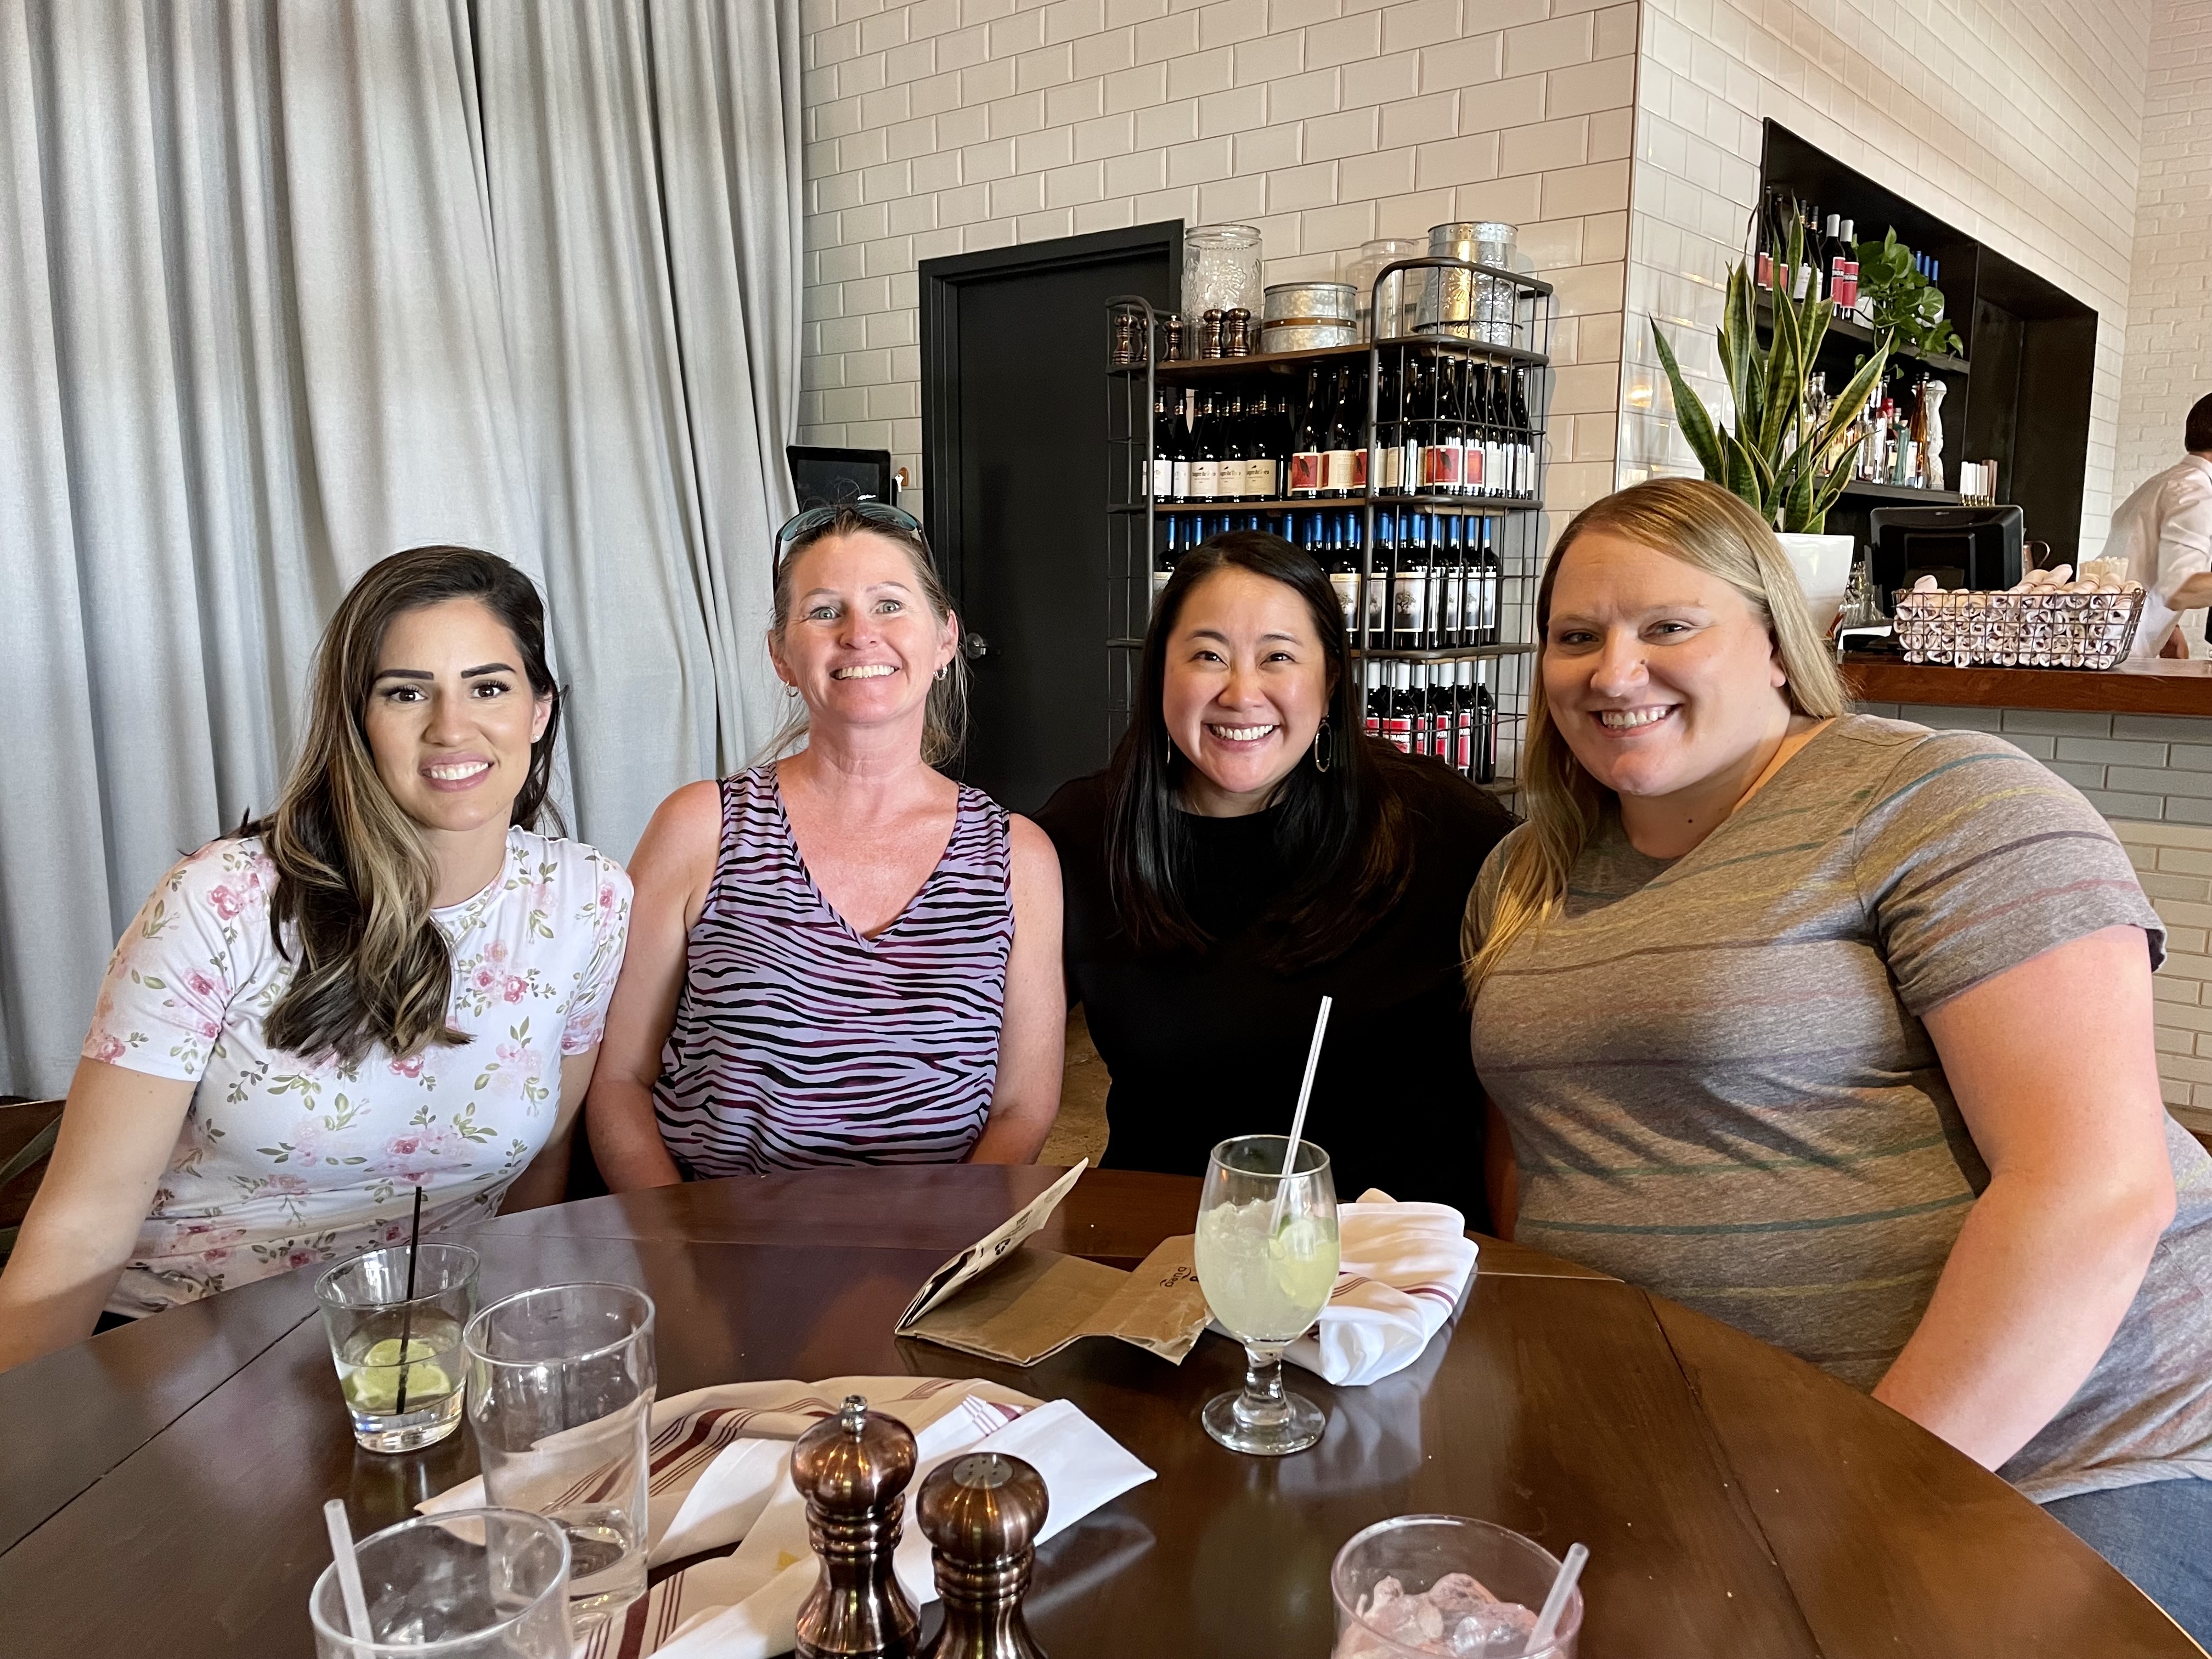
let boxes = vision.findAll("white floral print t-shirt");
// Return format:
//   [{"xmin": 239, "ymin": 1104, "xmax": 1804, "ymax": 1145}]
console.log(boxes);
[{"xmin": 84, "ymin": 828, "xmax": 632, "ymax": 1315}]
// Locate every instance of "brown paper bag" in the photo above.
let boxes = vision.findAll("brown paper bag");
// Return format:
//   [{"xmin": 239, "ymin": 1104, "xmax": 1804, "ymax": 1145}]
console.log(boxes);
[{"xmin": 896, "ymin": 1161, "xmax": 1211, "ymax": 1365}]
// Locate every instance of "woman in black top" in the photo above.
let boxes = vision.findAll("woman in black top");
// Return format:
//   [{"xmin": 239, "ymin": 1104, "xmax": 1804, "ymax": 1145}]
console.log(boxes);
[{"xmin": 1035, "ymin": 531, "xmax": 1515, "ymax": 1223}]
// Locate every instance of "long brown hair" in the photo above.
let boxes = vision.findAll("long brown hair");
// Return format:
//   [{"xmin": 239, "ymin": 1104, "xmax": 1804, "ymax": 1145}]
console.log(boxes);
[
  {"xmin": 1463, "ymin": 478, "xmax": 1846, "ymax": 991},
  {"xmin": 1107, "ymin": 530, "xmax": 1415, "ymax": 970},
  {"xmin": 255, "ymin": 547, "xmax": 563, "ymax": 1065},
  {"xmin": 764, "ymin": 506, "xmax": 969, "ymax": 767}
]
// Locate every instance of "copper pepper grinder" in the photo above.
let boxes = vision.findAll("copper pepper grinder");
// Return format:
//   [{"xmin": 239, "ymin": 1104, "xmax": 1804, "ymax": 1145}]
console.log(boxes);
[
  {"xmin": 791, "ymin": 1395, "xmax": 922, "ymax": 1659},
  {"xmin": 915, "ymin": 1451, "xmax": 1051, "ymax": 1659}
]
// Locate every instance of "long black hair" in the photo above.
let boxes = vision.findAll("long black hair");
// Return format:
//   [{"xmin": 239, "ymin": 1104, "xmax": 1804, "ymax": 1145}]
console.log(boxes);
[{"xmin": 1104, "ymin": 529, "xmax": 1415, "ymax": 971}]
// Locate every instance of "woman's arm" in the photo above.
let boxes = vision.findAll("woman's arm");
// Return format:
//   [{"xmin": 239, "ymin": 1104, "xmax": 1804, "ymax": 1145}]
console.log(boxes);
[
  {"xmin": 499, "ymin": 1049, "xmax": 597, "ymax": 1212},
  {"xmin": 967, "ymin": 816, "xmax": 1066, "ymax": 1165},
  {"xmin": 0, "ymin": 1060, "xmax": 195, "ymax": 1371},
  {"xmin": 1874, "ymin": 925, "xmax": 2176, "ymax": 1467},
  {"xmin": 584, "ymin": 782, "xmax": 721, "ymax": 1191}
]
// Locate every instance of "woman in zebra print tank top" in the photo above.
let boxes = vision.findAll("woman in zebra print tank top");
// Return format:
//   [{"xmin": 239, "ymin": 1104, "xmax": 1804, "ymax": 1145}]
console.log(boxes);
[{"xmin": 585, "ymin": 505, "xmax": 1066, "ymax": 1184}]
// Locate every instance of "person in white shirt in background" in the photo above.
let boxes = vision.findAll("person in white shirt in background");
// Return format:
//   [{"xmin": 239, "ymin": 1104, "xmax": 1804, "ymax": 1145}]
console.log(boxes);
[{"xmin": 2107, "ymin": 392, "xmax": 2212, "ymax": 659}]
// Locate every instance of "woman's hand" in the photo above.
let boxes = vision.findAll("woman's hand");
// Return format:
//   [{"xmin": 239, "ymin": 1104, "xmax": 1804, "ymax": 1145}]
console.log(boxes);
[
  {"xmin": 0, "ymin": 1059, "xmax": 195, "ymax": 1371},
  {"xmin": 1875, "ymin": 925, "xmax": 2176, "ymax": 1468},
  {"xmin": 584, "ymin": 782, "xmax": 721, "ymax": 1190},
  {"xmin": 966, "ymin": 816, "xmax": 1065, "ymax": 1164}
]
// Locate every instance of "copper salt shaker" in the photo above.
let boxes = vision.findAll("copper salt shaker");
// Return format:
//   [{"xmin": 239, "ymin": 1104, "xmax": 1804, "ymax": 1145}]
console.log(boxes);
[
  {"xmin": 916, "ymin": 1451, "xmax": 1051, "ymax": 1659},
  {"xmin": 791, "ymin": 1395, "xmax": 922, "ymax": 1659}
]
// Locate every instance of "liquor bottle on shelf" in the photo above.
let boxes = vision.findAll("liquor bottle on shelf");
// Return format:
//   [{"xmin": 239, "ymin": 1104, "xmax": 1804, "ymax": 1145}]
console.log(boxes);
[
  {"xmin": 1362, "ymin": 658, "xmax": 1385, "ymax": 739},
  {"xmin": 1430, "ymin": 356, "xmax": 1463, "ymax": 496},
  {"xmin": 1830, "ymin": 218, "xmax": 1859, "ymax": 314},
  {"xmin": 1322, "ymin": 368, "xmax": 1362, "ymax": 498},
  {"xmin": 1472, "ymin": 360, "xmax": 1496, "ymax": 500},
  {"xmin": 1440, "ymin": 515, "xmax": 1467, "ymax": 647},
  {"xmin": 1359, "ymin": 511, "xmax": 1388, "ymax": 647},
  {"xmin": 1475, "ymin": 662, "xmax": 1498, "ymax": 784},
  {"xmin": 1453, "ymin": 660, "xmax": 1476, "ymax": 777},
  {"xmin": 1511, "ymin": 369, "xmax": 1536, "ymax": 500},
  {"xmin": 1489, "ymin": 366, "xmax": 1513, "ymax": 500},
  {"xmin": 1187, "ymin": 392, "xmax": 1219, "ymax": 502},
  {"xmin": 1221, "ymin": 391, "xmax": 1251, "ymax": 502},
  {"xmin": 1246, "ymin": 392, "xmax": 1280, "ymax": 501},
  {"xmin": 1406, "ymin": 663, "xmax": 1430, "ymax": 757},
  {"xmin": 1395, "ymin": 354, "xmax": 1425, "ymax": 497},
  {"xmin": 1328, "ymin": 527, "xmax": 1359, "ymax": 636},
  {"xmin": 1289, "ymin": 369, "xmax": 1323, "ymax": 499},
  {"xmin": 1275, "ymin": 388, "xmax": 1297, "ymax": 498},
  {"xmin": 1381, "ymin": 661, "xmax": 1414, "ymax": 754},
  {"xmin": 1149, "ymin": 387, "xmax": 1175, "ymax": 503},
  {"xmin": 1371, "ymin": 363, "xmax": 1407, "ymax": 493},
  {"xmin": 1422, "ymin": 517, "xmax": 1448, "ymax": 648},
  {"xmin": 1152, "ymin": 515, "xmax": 1180, "ymax": 610},
  {"xmin": 1167, "ymin": 390, "xmax": 1192, "ymax": 503},
  {"xmin": 1391, "ymin": 514, "xmax": 1423, "ymax": 652}
]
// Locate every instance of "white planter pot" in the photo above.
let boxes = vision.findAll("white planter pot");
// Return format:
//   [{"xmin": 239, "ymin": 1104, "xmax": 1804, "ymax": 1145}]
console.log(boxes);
[{"xmin": 1776, "ymin": 532, "xmax": 1854, "ymax": 638}]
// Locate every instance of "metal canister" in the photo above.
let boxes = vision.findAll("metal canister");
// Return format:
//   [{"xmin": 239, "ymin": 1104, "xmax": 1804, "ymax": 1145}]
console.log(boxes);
[
  {"xmin": 1419, "ymin": 221, "xmax": 1519, "ymax": 343},
  {"xmin": 1260, "ymin": 281, "xmax": 1357, "ymax": 352}
]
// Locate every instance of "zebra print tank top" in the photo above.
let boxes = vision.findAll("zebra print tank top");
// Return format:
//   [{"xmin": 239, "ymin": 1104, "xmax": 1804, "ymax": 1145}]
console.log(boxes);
[{"xmin": 652, "ymin": 765, "xmax": 1015, "ymax": 1176}]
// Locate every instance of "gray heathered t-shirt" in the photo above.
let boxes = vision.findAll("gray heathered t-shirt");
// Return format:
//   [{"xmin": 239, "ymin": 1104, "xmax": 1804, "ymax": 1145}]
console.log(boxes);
[{"xmin": 1470, "ymin": 714, "xmax": 2212, "ymax": 1502}]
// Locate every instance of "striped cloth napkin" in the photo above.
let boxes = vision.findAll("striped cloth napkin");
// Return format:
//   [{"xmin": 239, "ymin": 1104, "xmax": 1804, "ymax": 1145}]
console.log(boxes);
[
  {"xmin": 1283, "ymin": 1192, "xmax": 1479, "ymax": 1387},
  {"xmin": 422, "ymin": 1375, "xmax": 1153, "ymax": 1659}
]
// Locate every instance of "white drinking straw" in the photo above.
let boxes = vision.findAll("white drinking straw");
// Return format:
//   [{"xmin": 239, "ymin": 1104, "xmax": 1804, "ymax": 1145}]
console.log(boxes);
[
  {"xmin": 324, "ymin": 1498, "xmax": 375, "ymax": 1655},
  {"xmin": 1269, "ymin": 996, "xmax": 1334, "ymax": 1232},
  {"xmin": 1526, "ymin": 1541, "xmax": 1589, "ymax": 1654}
]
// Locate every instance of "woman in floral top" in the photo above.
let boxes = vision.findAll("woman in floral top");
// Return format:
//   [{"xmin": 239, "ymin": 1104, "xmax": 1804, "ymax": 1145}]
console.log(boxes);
[{"xmin": 0, "ymin": 548, "xmax": 630, "ymax": 1368}]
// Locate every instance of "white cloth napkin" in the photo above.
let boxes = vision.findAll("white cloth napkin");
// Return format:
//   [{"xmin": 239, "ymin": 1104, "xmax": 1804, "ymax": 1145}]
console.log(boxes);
[
  {"xmin": 1283, "ymin": 1191, "xmax": 1479, "ymax": 1387},
  {"xmin": 422, "ymin": 1375, "xmax": 1154, "ymax": 1659}
]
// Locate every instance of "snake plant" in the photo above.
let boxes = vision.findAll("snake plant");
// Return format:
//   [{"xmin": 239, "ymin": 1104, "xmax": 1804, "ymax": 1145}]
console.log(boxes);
[{"xmin": 1651, "ymin": 211, "xmax": 1889, "ymax": 534}]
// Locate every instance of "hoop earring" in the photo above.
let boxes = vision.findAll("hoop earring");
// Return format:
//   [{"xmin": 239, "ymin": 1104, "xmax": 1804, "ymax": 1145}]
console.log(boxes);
[
  {"xmin": 1312, "ymin": 717, "xmax": 1333, "ymax": 773},
  {"xmin": 934, "ymin": 664, "xmax": 949, "ymax": 682},
  {"xmin": 783, "ymin": 682, "xmax": 799, "ymax": 699}
]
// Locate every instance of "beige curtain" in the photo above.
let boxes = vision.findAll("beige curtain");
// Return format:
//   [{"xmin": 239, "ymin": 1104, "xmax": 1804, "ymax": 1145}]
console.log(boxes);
[{"xmin": 0, "ymin": 0, "xmax": 799, "ymax": 1095}]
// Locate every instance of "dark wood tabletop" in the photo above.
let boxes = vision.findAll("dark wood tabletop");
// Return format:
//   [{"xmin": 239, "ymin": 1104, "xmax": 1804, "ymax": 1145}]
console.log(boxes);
[{"xmin": 0, "ymin": 1164, "xmax": 2194, "ymax": 1657}]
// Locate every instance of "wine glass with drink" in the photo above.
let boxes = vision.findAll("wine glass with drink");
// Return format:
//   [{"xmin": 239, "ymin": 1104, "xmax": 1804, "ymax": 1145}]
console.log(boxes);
[{"xmin": 1194, "ymin": 1132, "xmax": 1341, "ymax": 1455}]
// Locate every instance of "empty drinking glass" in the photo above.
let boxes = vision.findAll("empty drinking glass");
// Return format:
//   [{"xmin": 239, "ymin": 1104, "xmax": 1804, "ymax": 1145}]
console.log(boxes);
[
  {"xmin": 462, "ymin": 1283, "xmax": 657, "ymax": 1630},
  {"xmin": 1193, "ymin": 1133, "xmax": 1340, "ymax": 1455},
  {"xmin": 308, "ymin": 1508, "xmax": 571, "ymax": 1658},
  {"xmin": 317, "ymin": 1243, "xmax": 480, "ymax": 1453}
]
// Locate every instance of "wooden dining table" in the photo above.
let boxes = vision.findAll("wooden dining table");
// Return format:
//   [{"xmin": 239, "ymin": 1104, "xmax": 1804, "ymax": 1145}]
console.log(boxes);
[{"xmin": 0, "ymin": 1163, "xmax": 2197, "ymax": 1657}]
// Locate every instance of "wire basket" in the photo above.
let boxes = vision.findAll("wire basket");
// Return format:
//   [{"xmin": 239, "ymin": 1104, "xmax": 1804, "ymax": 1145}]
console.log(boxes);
[{"xmin": 1891, "ymin": 588, "xmax": 2146, "ymax": 669}]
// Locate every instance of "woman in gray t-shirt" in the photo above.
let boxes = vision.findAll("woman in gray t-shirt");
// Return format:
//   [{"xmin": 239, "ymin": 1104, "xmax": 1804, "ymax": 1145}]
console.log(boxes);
[{"xmin": 1468, "ymin": 478, "xmax": 2212, "ymax": 1640}]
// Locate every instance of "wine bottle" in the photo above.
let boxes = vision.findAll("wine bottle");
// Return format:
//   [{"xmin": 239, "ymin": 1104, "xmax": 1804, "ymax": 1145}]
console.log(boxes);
[
  {"xmin": 1453, "ymin": 659, "xmax": 1475, "ymax": 776},
  {"xmin": 1475, "ymin": 662, "xmax": 1497, "ymax": 783},
  {"xmin": 1222, "ymin": 391, "xmax": 1251, "ymax": 502},
  {"xmin": 1383, "ymin": 661, "xmax": 1414, "ymax": 754},
  {"xmin": 1167, "ymin": 390, "xmax": 1192, "ymax": 502},
  {"xmin": 1246, "ymin": 391, "xmax": 1279, "ymax": 501},
  {"xmin": 1152, "ymin": 515, "xmax": 1180, "ymax": 611},
  {"xmin": 1392, "ymin": 511, "xmax": 1425, "ymax": 652},
  {"xmin": 1398, "ymin": 355, "xmax": 1425, "ymax": 498},
  {"xmin": 1188, "ymin": 392, "xmax": 1219, "ymax": 502},
  {"xmin": 1329, "ymin": 527, "xmax": 1359, "ymax": 636},
  {"xmin": 1363, "ymin": 658, "xmax": 1385, "ymax": 738},
  {"xmin": 1289, "ymin": 370, "xmax": 1323, "ymax": 499},
  {"xmin": 1149, "ymin": 387, "xmax": 1175, "ymax": 503}
]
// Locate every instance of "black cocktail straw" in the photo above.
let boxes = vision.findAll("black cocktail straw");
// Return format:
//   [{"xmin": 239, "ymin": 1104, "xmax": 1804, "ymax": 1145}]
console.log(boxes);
[{"xmin": 393, "ymin": 1185, "xmax": 427, "ymax": 1418}]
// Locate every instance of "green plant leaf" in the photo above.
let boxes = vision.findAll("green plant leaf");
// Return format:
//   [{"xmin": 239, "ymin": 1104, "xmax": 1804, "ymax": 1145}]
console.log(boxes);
[{"xmin": 1651, "ymin": 322, "xmax": 1726, "ymax": 483}]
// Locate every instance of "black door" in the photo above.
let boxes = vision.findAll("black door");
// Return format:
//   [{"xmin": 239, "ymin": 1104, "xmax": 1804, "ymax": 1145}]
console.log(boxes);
[{"xmin": 921, "ymin": 223, "xmax": 1179, "ymax": 815}]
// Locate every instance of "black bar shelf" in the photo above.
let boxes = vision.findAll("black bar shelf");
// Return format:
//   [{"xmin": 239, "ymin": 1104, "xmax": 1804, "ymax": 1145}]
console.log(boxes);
[
  {"xmin": 1114, "ymin": 332, "xmax": 1555, "ymax": 381},
  {"xmin": 1108, "ymin": 639, "xmax": 1535, "ymax": 662},
  {"xmin": 1752, "ymin": 296, "xmax": 1970, "ymax": 376},
  {"xmin": 1839, "ymin": 478, "xmax": 1963, "ymax": 505},
  {"xmin": 1113, "ymin": 496, "xmax": 1541, "ymax": 515}
]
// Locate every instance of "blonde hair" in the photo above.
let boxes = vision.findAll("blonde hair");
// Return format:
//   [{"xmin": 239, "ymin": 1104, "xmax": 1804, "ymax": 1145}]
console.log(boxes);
[
  {"xmin": 1463, "ymin": 477, "xmax": 1846, "ymax": 991},
  {"xmin": 764, "ymin": 508, "xmax": 969, "ymax": 768}
]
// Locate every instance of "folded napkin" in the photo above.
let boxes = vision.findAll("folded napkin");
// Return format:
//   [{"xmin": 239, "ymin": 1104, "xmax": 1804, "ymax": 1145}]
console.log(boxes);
[
  {"xmin": 1283, "ymin": 1192, "xmax": 1479, "ymax": 1387},
  {"xmin": 423, "ymin": 1375, "xmax": 1154, "ymax": 1659}
]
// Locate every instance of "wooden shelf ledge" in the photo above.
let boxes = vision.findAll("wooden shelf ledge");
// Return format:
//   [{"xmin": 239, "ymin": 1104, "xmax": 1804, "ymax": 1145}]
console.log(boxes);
[{"xmin": 1843, "ymin": 656, "xmax": 2212, "ymax": 718}]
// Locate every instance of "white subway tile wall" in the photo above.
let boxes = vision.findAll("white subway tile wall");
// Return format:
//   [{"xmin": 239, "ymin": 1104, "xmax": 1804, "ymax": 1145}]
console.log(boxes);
[
  {"xmin": 797, "ymin": 0, "xmax": 1641, "ymax": 522},
  {"xmin": 1858, "ymin": 701, "xmax": 2212, "ymax": 1131},
  {"xmin": 1617, "ymin": 0, "xmax": 2163, "ymax": 558},
  {"xmin": 2114, "ymin": 0, "xmax": 2212, "ymax": 495}
]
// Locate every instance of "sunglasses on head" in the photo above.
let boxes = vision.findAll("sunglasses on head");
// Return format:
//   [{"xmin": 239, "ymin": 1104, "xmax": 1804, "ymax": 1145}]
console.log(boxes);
[{"xmin": 772, "ymin": 500, "xmax": 926, "ymax": 585}]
